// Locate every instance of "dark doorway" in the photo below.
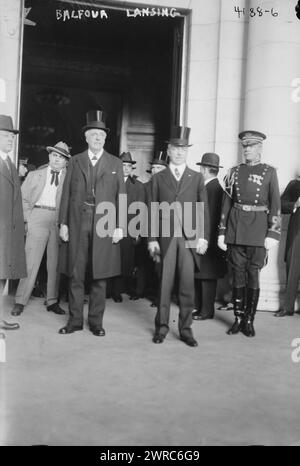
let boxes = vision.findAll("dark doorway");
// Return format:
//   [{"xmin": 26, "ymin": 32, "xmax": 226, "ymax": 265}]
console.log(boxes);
[{"xmin": 20, "ymin": 0, "xmax": 185, "ymax": 179}]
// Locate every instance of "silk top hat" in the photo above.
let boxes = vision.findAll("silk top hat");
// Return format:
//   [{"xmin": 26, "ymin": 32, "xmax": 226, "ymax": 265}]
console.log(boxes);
[
  {"xmin": 196, "ymin": 153, "xmax": 223, "ymax": 168},
  {"xmin": 166, "ymin": 126, "xmax": 192, "ymax": 147},
  {"xmin": 150, "ymin": 150, "xmax": 169, "ymax": 166},
  {"xmin": 0, "ymin": 115, "xmax": 19, "ymax": 134},
  {"xmin": 46, "ymin": 141, "xmax": 71, "ymax": 159},
  {"xmin": 239, "ymin": 130, "xmax": 266, "ymax": 146},
  {"xmin": 119, "ymin": 152, "xmax": 136, "ymax": 164},
  {"xmin": 82, "ymin": 110, "xmax": 110, "ymax": 133}
]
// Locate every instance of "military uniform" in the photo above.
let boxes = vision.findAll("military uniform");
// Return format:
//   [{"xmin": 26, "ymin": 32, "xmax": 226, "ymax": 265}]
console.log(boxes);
[{"xmin": 219, "ymin": 130, "xmax": 281, "ymax": 337}]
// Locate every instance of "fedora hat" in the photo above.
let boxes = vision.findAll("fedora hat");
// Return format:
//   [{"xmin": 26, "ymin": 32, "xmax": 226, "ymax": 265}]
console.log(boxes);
[
  {"xmin": 196, "ymin": 153, "xmax": 223, "ymax": 168},
  {"xmin": 119, "ymin": 151, "xmax": 136, "ymax": 165},
  {"xmin": 166, "ymin": 126, "xmax": 192, "ymax": 147},
  {"xmin": 82, "ymin": 110, "xmax": 110, "ymax": 133},
  {"xmin": 0, "ymin": 115, "xmax": 19, "ymax": 134},
  {"xmin": 46, "ymin": 141, "xmax": 71, "ymax": 159}
]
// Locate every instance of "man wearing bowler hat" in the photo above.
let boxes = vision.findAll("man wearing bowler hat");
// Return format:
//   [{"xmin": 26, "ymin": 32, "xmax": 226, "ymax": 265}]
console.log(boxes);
[
  {"xmin": 218, "ymin": 130, "xmax": 281, "ymax": 337},
  {"xmin": 58, "ymin": 110, "xmax": 125, "ymax": 336},
  {"xmin": 193, "ymin": 153, "xmax": 226, "ymax": 321},
  {"xmin": 11, "ymin": 142, "xmax": 70, "ymax": 317},
  {"xmin": 148, "ymin": 126, "xmax": 210, "ymax": 347},
  {"xmin": 0, "ymin": 115, "xmax": 26, "ymax": 333}
]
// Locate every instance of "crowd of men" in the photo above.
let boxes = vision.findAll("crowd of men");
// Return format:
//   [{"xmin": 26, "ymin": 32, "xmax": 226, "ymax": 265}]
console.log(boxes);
[{"xmin": 0, "ymin": 110, "xmax": 300, "ymax": 347}]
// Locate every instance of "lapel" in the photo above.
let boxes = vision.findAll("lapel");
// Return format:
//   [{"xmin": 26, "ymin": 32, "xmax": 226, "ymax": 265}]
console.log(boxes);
[
  {"xmin": 95, "ymin": 151, "xmax": 110, "ymax": 181},
  {"xmin": 163, "ymin": 167, "xmax": 178, "ymax": 192},
  {"xmin": 76, "ymin": 150, "xmax": 89, "ymax": 184},
  {"xmin": 55, "ymin": 166, "xmax": 66, "ymax": 207},
  {"xmin": 177, "ymin": 167, "xmax": 194, "ymax": 195},
  {"xmin": 0, "ymin": 156, "xmax": 13, "ymax": 186}
]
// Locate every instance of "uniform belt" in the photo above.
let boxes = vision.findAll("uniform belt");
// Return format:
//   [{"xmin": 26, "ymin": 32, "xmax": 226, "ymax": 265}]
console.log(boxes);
[
  {"xmin": 34, "ymin": 205, "xmax": 56, "ymax": 211},
  {"xmin": 234, "ymin": 203, "xmax": 268, "ymax": 212}
]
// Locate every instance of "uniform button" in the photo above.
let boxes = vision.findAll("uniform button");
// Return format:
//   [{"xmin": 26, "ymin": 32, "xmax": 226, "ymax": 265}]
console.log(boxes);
[
  {"xmin": 257, "ymin": 188, "xmax": 260, "ymax": 191},
  {"xmin": 255, "ymin": 200, "xmax": 258, "ymax": 204},
  {"xmin": 256, "ymin": 194, "xmax": 259, "ymax": 197}
]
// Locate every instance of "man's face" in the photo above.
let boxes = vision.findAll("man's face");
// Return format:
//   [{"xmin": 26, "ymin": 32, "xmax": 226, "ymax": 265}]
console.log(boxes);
[
  {"xmin": 49, "ymin": 152, "xmax": 67, "ymax": 171},
  {"xmin": 0, "ymin": 130, "xmax": 15, "ymax": 154},
  {"xmin": 123, "ymin": 162, "xmax": 133, "ymax": 178},
  {"xmin": 85, "ymin": 129, "xmax": 107, "ymax": 153},
  {"xmin": 151, "ymin": 164, "xmax": 166, "ymax": 175},
  {"xmin": 242, "ymin": 142, "xmax": 262, "ymax": 163},
  {"xmin": 167, "ymin": 144, "xmax": 188, "ymax": 166}
]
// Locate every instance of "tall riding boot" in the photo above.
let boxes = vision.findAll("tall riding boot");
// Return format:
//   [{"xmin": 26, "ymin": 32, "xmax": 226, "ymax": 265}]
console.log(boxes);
[
  {"xmin": 227, "ymin": 287, "xmax": 246, "ymax": 335},
  {"xmin": 241, "ymin": 288, "xmax": 260, "ymax": 337}
]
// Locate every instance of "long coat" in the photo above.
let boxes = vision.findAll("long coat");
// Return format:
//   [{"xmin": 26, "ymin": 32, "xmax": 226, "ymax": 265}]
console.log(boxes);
[
  {"xmin": 0, "ymin": 157, "xmax": 26, "ymax": 279},
  {"xmin": 281, "ymin": 179, "xmax": 300, "ymax": 261},
  {"xmin": 195, "ymin": 178, "xmax": 226, "ymax": 279},
  {"xmin": 58, "ymin": 150, "xmax": 126, "ymax": 279},
  {"xmin": 149, "ymin": 166, "xmax": 210, "ymax": 270}
]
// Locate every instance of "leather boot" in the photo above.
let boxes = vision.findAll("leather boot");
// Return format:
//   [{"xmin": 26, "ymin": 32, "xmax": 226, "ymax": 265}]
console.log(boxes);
[
  {"xmin": 241, "ymin": 288, "xmax": 259, "ymax": 337},
  {"xmin": 227, "ymin": 287, "xmax": 246, "ymax": 335}
]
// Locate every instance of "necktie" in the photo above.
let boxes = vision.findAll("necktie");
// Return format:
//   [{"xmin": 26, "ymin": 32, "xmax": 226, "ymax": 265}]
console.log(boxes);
[
  {"xmin": 50, "ymin": 170, "xmax": 59, "ymax": 187},
  {"xmin": 92, "ymin": 156, "xmax": 98, "ymax": 161},
  {"xmin": 174, "ymin": 167, "xmax": 180, "ymax": 180}
]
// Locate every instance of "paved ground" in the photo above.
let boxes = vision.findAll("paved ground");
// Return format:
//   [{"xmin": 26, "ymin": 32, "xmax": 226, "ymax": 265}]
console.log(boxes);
[{"xmin": 1, "ymin": 294, "xmax": 300, "ymax": 446}]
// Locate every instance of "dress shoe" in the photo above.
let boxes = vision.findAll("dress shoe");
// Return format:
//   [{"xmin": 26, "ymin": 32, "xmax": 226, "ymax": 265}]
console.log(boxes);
[
  {"xmin": 58, "ymin": 326, "xmax": 82, "ymax": 334},
  {"xmin": 274, "ymin": 309, "xmax": 294, "ymax": 317},
  {"xmin": 129, "ymin": 294, "xmax": 140, "ymax": 301},
  {"xmin": 47, "ymin": 302, "xmax": 66, "ymax": 315},
  {"xmin": 112, "ymin": 294, "xmax": 123, "ymax": 303},
  {"xmin": 0, "ymin": 320, "xmax": 20, "ymax": 330},
  {"xmin": 227, "ymin": 317, "xmax": 241, "ymax": 335},
  {"xmin": 152, "ymin": 333, "xmax": 165, "ymax": 344},
  {"xmin": 192, "ymin": 312, "xmax": 214, "ymax": 321},
  {"xmin": 90, "ymin": 327, "xmax": 105, "ymax": 337},
  {"xmin": 11, "ymin": 303, "xmax": 24, "ymax": 316},
  {"xmin": 180, "ymin": 335, "xmax": 198, "ymax": 347}
]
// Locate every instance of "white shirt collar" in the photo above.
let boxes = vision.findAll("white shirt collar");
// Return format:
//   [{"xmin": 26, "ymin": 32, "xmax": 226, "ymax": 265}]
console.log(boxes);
[
  {"xmin": 169, "ymin": 162, "xmax": 186, "ymax": 177},
  {"xmin": 205, "ymin": 176, "xmax": 217, "ymax": 186},
  {"xmin": 88, "ymin": 148, "xmax": 104, "ymax": 160},
  {"xmin": 0, "ymin": 150, "xmax": 8, "ymax": 161}
]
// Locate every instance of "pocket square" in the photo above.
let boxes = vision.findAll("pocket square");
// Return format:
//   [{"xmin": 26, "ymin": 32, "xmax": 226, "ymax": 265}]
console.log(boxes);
[{"xmin": 112, "ymin": 171, "xmax": 116, "ymax": 174}]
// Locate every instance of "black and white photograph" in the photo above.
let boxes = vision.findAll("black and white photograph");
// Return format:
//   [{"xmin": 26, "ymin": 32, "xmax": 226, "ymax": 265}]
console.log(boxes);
[{"xmin": 1, "ymin": 0, "xmax": 300, "ymax": 449}]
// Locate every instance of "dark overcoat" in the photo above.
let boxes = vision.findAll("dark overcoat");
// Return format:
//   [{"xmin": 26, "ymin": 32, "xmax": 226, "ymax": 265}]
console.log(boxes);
[
  {"xmin": 195, "ymin": 178, "xmax": 226, "ymax": 279},
  {"xmin": 281, "ymin": 179, "xmax": 300, "ymax": 261},
  {"xmin": 58, "ymin": 150, "xmax": 126, "ymax": 279},
  {"xmin": 0, "ymin": 157, "xmax": 26, "ymax": 279}
]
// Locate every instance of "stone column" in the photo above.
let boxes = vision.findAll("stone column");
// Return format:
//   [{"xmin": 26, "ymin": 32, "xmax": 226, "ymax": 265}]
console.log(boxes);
[{"xmin": 242, "ymin": 0, "xmax": 300, "ymax": 310}]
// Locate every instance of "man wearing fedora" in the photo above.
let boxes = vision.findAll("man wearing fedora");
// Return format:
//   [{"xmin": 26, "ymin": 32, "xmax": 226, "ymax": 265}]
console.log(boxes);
[
  {"xmin": 0, "ymin": 115, "xmax": 26, "ymax": 333},
  {"xmin": 148, "ymin": 126, "xmax": 210, "ymax": 347},
  {"xmin": 218, "ymin": 130, "xmax": 281, "ymax": 337},
  {"xmin": 193, "ymin": 153, "xmax": 226, "ymax": 321},
  {"xmin": 58, "ymin": 110, "xmax": 125, "ymax": 336},
  {"xmin": 110, "ymin": 151, "xmax": 146, "ymax": 302},
  {"xmin": 11, "ymin": 142, "xmax": 70, "ymax": 317}
]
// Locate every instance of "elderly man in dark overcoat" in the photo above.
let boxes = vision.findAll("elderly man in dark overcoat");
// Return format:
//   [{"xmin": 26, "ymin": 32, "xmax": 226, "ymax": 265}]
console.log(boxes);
[
  {"xmin": 58, "ymin": 110, "xmax": 125, "ymax": 336},
  {"xmin": 0, "ymin": 115, "xmax": 26, "ymax": 333}
]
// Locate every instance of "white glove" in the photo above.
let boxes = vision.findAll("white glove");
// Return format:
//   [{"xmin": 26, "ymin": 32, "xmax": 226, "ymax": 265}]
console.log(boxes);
[
  {"xmin": 218, "ymin": 235, "xmax": 227, "ymax": 251},
  {"xmin": 148, "ymin": 241, "xmax": 161, "ymax": 262},
  {"xmin": 59, "ymin": 224, "xmax": 69, "ymax": 242},
  {"xmin": 112, "ymin": 228, "xmax": 123, "ymax": 244},
  {"xmin": 196, "ymin": 238, "xmax": 208, "ymax": 255},
  {"xmin": 264, "ymin": 237, "xmax": 279, "ymax": 250}
]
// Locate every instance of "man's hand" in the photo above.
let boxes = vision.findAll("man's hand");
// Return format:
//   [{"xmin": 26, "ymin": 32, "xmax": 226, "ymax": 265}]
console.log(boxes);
[
  {"xmin": 112, "ymin": 228, "xmax": 123, "ymax": 244},
  {"xmin": 218, "ymin": 235, "xmax": 227, "ymax": 251},
  {"xmin": 294, "ymin": 197, "xmax": 300, "ymax": 210},
  {"xmin": 148, "ymin": 241, "xmax": 161, "ymax": 263},
  {"xmin": 196, "ymin": 238, "xmax": 208, "ymax": 255},
  {"xmin": 264, "ymin": 237, "xmax": 279, "ymax": 250},
  {"xmin": 59, "ymin": 224, "xmax": 69, "ymax": 242}
]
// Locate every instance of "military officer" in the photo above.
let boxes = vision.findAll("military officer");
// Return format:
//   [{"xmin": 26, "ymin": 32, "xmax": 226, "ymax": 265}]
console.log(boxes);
[{"xmin": 218, "ymin": 130, "xmax": 281, "ymax": 337}]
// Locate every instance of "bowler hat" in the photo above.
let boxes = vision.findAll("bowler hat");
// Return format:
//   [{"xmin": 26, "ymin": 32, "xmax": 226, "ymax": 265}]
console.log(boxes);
[
  {"xmin": 0, "ymin": 115, "xmax": 19, "ymax": 134},
  {"xmin": 196, "ymin": 153, "xmax": 223, "ymax": 168},
  {"xmin": 239, "ymin": 130, "xmax": 266, "ymax": 146},
  {"xmin": 119, "ymin": 152, "xmax": 136, "ymax": 164},
  {"xmin": 82, "ymin": 110, "xmax": 110, "ymax": 133},
  {"xmin": 166, "ymin": 126, "xmax": 192, "ymax": 147},
  {"xmin": 46, "ymin": 141, "xmax": 71, "ymax": 159}
]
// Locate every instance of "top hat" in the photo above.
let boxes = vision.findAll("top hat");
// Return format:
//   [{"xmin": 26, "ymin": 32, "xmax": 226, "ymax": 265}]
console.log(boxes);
[
  {"xmin": 239, "ymin": 130, "xmax": 266, "ymax": 146},
  {"xmin": 119, "ymin": 151, "xmax": 136, "ymax": 165},
  {"xmin": 46, "ymin": 141, "xmax": 71, "ymax": 159},
  {"xmin": 150, "ymin": 150, "xmax": 169, "ymax": 166},
  {"xmin": 166, "ymin": 126, "xmax": 192, "ymax": 147},
  {"xmin": 82, "ymin": 110, "xmax": 110, "ymax": 133},
  {"xmin": 0, "ymin": 115, "xmax": 19, "ymax": 134},
  {"xmin": 196, "ymin": 153, "xmax": 223, "ymax": 168}
]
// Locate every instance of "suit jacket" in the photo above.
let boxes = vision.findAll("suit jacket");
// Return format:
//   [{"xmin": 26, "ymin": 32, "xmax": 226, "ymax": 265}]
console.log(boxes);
[
  {"xmin": 281, "ymin": 179, "xmax": 300, "ymax": 261},
  {"xmin": 21, "ymin": 164, "xmax": 66, "ymax": 223},
  {"xmin": 149, "ymin": 166, "xmax": 209, "ymax": 270},
  {"xmin": 58, "ymin": 150, "xmax": 126, "ymax": 279}
]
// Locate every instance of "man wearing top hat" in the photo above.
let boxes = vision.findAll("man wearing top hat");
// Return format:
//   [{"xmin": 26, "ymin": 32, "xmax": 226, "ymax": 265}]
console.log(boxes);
[
  {"xmin": 148, "ymin": 126, "xmax": 210, "ymax": 347},
  {"xmin": 0, "ymin": 115, "xmax": 26, "ymax": 333},
  {"xmin": 58, "ymin": 110, "xmax": 125, "ymax": 336},
  {"xmin": 110, "ymin": 151, "xmax": 146, "ymax": 301},
  {"xmin": 11, "ymin": 142, "xmax": 70, "ymax": 317},
  {"xmin": 218, "ymin": 130, "xmax": 281, "ymax": 337},
  {"xmin": 193, "ymin": 153, "xmax": 226, "ymax": 321}
]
